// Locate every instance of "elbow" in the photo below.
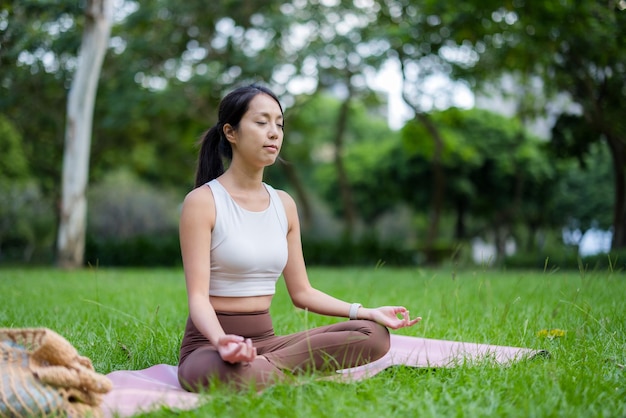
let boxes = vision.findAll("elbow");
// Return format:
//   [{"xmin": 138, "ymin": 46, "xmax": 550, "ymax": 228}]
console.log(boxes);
[
  {"xmin": 292, "ymin": 298, "xmax": 307, "ymax": 310},
  {"xmin": 289, "ymin": 287, "xmax": 313, "ymax": 310}
]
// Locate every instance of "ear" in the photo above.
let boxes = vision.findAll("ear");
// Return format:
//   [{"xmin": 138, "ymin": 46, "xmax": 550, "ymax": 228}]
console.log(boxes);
[{"xmin": 223, "ymin": 123, "xmax": 237, "ymax": 144}]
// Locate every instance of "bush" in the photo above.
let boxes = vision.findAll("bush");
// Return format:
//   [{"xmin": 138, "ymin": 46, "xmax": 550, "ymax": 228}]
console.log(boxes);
[
  {"xmin": 88, "ymin": 169, "xmax": 181, "ymax": 240},
  {"xmin": 85, "ymin": 232, "xmax": 181, "ymax": 267},
  {"xmin": 84, "ymin": 169, "xmax": 184, "ymax": 267},
  {"xmin": 580, "ymin": 251, "xmax": 626, "ymax": 272},
  {"xmin": 302, "ymin": 236, "xmax": 417, "ymax": 266},
  {"xmin": 0, "ymin": 182, "xmax": 55, "ymax": 264},
  {"xmin": 503, "ymin": 248, "xmax": 626, "ymax": 272}
]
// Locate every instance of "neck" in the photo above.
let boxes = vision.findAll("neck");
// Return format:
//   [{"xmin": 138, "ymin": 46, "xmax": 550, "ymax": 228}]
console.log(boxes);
[{"xmin": 221, "ymin": 165, "xmax": 264, "ymax": 191}]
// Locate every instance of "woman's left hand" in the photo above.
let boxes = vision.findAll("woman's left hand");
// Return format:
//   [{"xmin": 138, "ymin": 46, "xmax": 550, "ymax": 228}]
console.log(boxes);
[{"xmin": 366, "ymin": 306, "xmax": 421, "ymax": 330}]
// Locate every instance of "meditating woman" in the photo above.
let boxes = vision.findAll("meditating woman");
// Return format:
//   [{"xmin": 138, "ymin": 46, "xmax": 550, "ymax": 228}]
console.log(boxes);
[{"xmin": 177, "ymin": 84, "xmax": 421, "ymax": 391}]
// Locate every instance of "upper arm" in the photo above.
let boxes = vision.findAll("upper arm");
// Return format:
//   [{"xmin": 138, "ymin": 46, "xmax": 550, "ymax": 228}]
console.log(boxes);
[
  {"xmin": 179, "ymin": 186, "xmax": 215, "ymax": 301},
  {"xmin": 277, "ymin": 190, "xmax": 313, "ymax": 303}
]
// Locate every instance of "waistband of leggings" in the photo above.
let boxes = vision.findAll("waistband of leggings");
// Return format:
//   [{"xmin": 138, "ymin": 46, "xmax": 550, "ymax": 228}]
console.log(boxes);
[{"xmin": 215, "ymin": 309, "xmax": 270, "ymax": 317}]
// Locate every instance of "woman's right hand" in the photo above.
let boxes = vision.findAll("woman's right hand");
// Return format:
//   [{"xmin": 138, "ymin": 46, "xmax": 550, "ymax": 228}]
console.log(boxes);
[{"xmin": 217, "ymin": 335, "xmax": 257, "ymax": 364}]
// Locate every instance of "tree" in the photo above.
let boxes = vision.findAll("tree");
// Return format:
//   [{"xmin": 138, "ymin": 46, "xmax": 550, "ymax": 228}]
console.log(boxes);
[
  {"xmin": 2, "ymin": 0, "xmax": 287, "ymax": 265},
  {"xmin": 0, "ymin": 115, "xmax": 55, "ymax": 262},
  {"xmin": 361, "ymin": 0, "xmax": 624, "ymax": 251},
  {"xmin": 57, "ymin": 0, "xmax": 112, "ymax": 268},
  {"xmin": 435, "ymin": 1, "xmax": 626, "ymax": 249},
  {"xmin": 321, "ymin": 107, "xmax": 556, "ymax": 261},
  {"xmin": 0, "ymin": 115, "xmax": 30, "ymax": 259},
  {"xmin": 0, "ymin": 2, "xmax": 81, "ymax": 199},
  {"xmin": 314, "ymin": 96, "xmax": 405, "ymax": 226},
  {"xmin": 369, "ymin": 1, "xmax": 465, "ymax": 252},
  {"xmin": 262, "ymin": 1, "xmax": 393, "ymax": 239},
  {"xmin": 551, "ymin": 142, "xmax": 614, "ymax": 236}
]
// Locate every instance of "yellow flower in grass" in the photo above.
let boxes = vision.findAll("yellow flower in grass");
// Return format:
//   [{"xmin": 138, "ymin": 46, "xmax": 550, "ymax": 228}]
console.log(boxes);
[{"xmin": 537, "ymin": 328, "xmax": 566, "ymax": 339}]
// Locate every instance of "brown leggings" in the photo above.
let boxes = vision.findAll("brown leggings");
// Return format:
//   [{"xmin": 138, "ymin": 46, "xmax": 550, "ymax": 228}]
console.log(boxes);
[{"xmin": 178, "ymin": 310, "xmax": 390, "ymax": 391}]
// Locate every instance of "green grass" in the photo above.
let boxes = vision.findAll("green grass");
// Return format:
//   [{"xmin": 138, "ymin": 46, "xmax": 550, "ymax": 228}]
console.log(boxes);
[{"xmin": 1, "ymin": 266, "xmax": 625, "ymax": 417}]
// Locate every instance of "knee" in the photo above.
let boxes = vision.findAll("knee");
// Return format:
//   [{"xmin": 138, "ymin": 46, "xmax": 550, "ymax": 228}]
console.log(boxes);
[
  {"xmin": 178, "ymin": 348, "xmax": 230, "ymax": 391},
  {"xmin": 178, "ymin": 357, "xmax": 218, "ymax": 392},
  {"xmin": 367, "ymin": 321, "xmax": 390, "ymax": 360},
  {"xmin": 350, "ymin": 320, "xmax": 390, "ymax": 361},
  {"xmin": 179, "ymin": 358, "xmax": 247, "ymax": 392},
  {"xmin": 179, "ymin": 352, "xmax": 283, "ymax": 392}
]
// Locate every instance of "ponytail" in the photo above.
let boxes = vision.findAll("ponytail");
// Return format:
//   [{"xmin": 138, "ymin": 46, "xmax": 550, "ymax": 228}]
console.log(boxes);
[{"xmin": 194, "ymin": 124, "xmax": 232, "ymax": 188}]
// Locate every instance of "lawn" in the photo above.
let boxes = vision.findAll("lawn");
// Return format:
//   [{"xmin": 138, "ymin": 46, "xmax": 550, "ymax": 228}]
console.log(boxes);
[{"xmin": 1, "ymin": 266, "xmax": 624, "ymax": 417}]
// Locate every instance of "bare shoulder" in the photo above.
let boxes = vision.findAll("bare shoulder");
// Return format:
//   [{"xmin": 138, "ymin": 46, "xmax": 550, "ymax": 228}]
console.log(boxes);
[
  {"xmin": 275, "ymin": 189, "xmax": 297, "ymax": 213},
  {"xmin": 184, "ymin": 184, "xmax": 214, "ymax": 205},
  {"xmin": 181, "ymin": 184, "xmax": 216, "ymax": 221}
]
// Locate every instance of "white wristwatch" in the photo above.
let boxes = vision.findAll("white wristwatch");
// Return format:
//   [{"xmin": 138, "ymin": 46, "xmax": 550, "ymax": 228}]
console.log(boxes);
[{"xmin": 349, "ymin": 303, "xmax": 362, "ymax": 320}]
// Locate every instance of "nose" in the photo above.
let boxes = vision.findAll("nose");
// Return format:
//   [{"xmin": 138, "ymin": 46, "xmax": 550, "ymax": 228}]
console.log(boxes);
[{"xmin": 268, "ymin": 124, "xmax": 280, "ymax": 139}]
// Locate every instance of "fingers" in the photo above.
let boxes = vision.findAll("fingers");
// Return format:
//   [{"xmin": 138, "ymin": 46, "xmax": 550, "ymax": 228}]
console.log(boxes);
[
  {"xmin": 392, "ymin": 306, "xmax": 408, "ymax": 315},
  {"xmin": 218, "ymin": 336, "xmax": 257, "ymax": 363},
  {"xmin": 399, "ymin": 310, "xmax": 421, "ymax": 328},
  {"xmin": 243, "ymin": 338, "xmax": 257, "ymax": 362},
  {"xmin": 407, "ymin": 316, "xmax": 422, "ymax": 326},
  {"xmin": 387, "ymin": 308, "xmax": 421, "ymax": 329},
  {"xmin": 237, "ymin": 338, "xmax": 255, "ymax": 361},
  {"xmin": 232, "ymin": 338, "xmax": 256, "ymax": 362}
]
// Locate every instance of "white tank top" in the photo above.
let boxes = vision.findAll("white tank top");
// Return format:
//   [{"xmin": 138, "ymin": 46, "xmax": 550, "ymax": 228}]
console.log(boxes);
[{"xmin": 207, "ymin": 179, "xmax": 289, "ymax": 297}]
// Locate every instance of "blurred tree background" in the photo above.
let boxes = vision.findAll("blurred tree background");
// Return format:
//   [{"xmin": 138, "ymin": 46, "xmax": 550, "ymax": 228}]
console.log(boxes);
[{"xmin": 0, "ymin": 0, "xmax": 623, "ymax": 269}]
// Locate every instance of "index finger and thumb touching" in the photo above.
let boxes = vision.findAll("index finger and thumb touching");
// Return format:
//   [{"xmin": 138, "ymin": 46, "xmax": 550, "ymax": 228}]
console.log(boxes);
[{"xmin": 393, "ymin": 307, "xmax": 422, "ymax": 325}]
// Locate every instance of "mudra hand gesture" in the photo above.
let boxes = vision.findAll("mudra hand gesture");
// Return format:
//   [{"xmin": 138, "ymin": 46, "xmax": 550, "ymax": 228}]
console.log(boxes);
[
  {"xmin": 366, "ymin": 306, "xmax": 422, "ymax": 330},
  {"xmin": 217, "ymin": 335, "xmax": 257, "ymax": 364}
]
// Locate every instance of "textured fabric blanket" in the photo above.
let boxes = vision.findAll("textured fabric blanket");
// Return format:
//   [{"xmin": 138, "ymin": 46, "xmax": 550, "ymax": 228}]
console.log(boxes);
[{"xmin": 102, "ymin": 334, "xmax": 546, "ymax": 417}]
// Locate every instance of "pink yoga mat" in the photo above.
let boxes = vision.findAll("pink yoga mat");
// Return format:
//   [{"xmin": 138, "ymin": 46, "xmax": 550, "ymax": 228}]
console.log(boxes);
[{"xmin": 102, "ymin": 334, "xmax": 546, "ymax": 417}]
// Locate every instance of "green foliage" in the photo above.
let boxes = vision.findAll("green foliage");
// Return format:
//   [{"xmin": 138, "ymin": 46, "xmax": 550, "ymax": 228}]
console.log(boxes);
[
  {"xmin": 285, "ymin": 92, "xmax": 391, "ymax": 177},
  {"xmin": 437, "ymin": 0, "xmax": 626, "ymax": 246},
  {"xmin": 0, "ymin": 116, "xmax": 55, "ymax": 264},
  {"xmin": 315, "ymin": 136, "xmax": 412, "ymax": 223},
  {"xmin": 2, "ymin": 0, "xmax": 622, "ymax": 265},
  {"xmin": 551, "ymin": 143, "xmax": 614, "ymax": 232},
  {"xmin": 319, "ymin": 107, "xmax": 557, "ymax": 252},
  {"xmin": 309, "ymin": 93, "xmax": 405, "ymax": 223},
  {"xmin": 0, "ymin": 115, "xmax": 29, "ymax": 180},
  {"xmin": 0, "ymin": 0, "xmax": 290, "ymax": 202},
  {"xmin": 0, "ymin": 2, "xmax": 80, "ymax": 198},
  {"xmin": 282, "ymin": 94, "xmax": 343, "ymax": 175},
  {"xmin": 550, "ymin": 113, "xmax": 599, "ymax": 166}
]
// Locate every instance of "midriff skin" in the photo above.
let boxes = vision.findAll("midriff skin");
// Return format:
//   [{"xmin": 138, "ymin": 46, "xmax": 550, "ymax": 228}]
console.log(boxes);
[{"xmin": 209, "ymin": 295, "xmax": 273, "ymax": 313}]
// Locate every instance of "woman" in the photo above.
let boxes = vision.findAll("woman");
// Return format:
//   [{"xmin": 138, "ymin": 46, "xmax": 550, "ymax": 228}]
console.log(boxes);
[{"xmin": 177, "ymin": 84, "xmax": 421, "ymax": 391}]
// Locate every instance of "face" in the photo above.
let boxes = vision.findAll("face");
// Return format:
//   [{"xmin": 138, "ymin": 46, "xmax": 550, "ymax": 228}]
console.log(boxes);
[{"xmin": 223, "ymin": 93, "xmax": 284, "ymax": 168}]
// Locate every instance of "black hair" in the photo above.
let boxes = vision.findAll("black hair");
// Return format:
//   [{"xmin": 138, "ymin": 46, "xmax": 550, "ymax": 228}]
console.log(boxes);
[{"xmin": 194, "ymin": 83, "xmax": 283, "ymax": 188}]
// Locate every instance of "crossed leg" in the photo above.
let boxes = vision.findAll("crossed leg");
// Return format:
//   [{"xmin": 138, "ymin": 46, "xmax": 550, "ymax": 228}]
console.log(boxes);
[{"xmin": 177, "ymin": 320, "xmax": 389, "ymax": 391}]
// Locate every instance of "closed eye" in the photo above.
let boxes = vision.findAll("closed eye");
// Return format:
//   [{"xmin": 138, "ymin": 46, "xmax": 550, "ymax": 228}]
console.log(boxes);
[{"xmin": 256, "ymin": 121, "xmax": 284, "ymax": 130}]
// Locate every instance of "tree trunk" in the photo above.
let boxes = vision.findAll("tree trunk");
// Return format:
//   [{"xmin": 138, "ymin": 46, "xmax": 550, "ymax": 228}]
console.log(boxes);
[
  {"xmin": 278, "ymin": 156, "xmax": 313, "ymax": 231},
  {"xmin": 414, "ymin": 112, "xmax": 446, "ymax": 255},
  {"xmin": 606, "ymin": 134, "xmax": 626, "ymax": 249},
  {"xmin": 57, "ymin": 0, "xmax": 112, "ymax": 268},
  {"xmin": 334, "ymin": 82, "xmax": 357, "ymax": 239},
  {"xmin": 397, "ymin": 53, "xmax": 446, "ymax": 262},
  {"xmin": 454, "ymin": 197, "xmax": 467, "ymax": 240}
]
